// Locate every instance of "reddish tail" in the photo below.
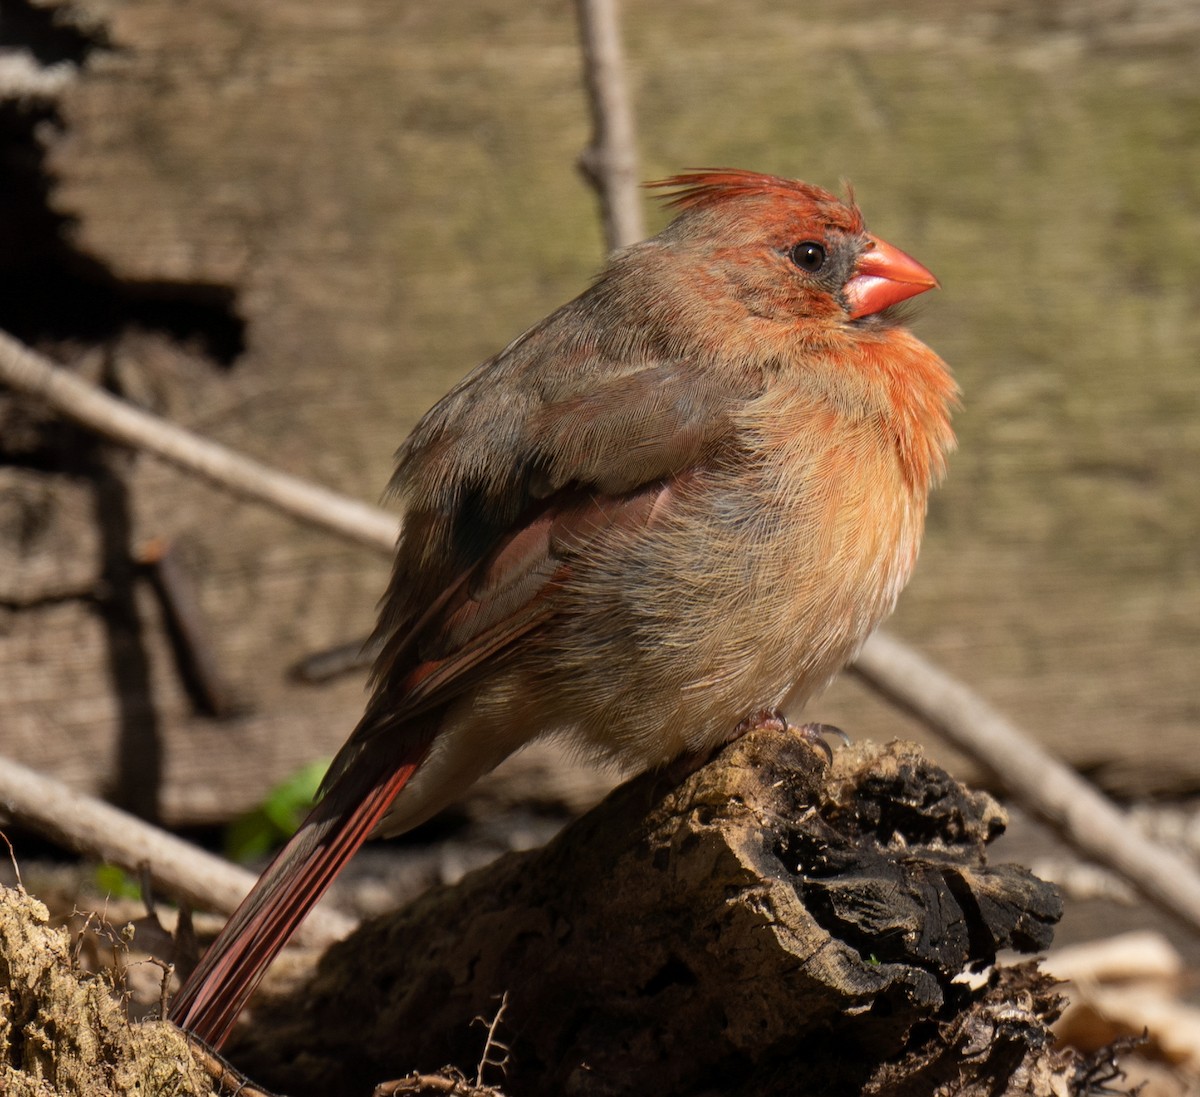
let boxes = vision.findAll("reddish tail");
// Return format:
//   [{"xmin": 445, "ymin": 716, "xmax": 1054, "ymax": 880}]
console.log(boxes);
[{"xmin": 168, "ymin": 753, "xmax": 425, "ymax": 1048}]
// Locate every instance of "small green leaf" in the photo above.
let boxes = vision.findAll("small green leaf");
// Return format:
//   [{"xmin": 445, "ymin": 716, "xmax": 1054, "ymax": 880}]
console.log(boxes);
[
  {"xmin": 224, "ymin": 759, "xmax": 330, "ymax": 863},
  {"xmin": 95, "ymin": 863, "xmax": 141, "ymax": 900}
]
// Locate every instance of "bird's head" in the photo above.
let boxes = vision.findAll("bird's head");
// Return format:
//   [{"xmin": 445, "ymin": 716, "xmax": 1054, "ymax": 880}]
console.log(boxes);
[{"xmin": 645, "ymin": 169, "xmax": 938, "ymax": 331}]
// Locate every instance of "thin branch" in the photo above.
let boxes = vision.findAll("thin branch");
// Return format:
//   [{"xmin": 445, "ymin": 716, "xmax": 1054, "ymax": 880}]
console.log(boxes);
[
  {"xmin": 854, "ymin": 631, "xmax": 1200, "ymax": 935},
  {"xmin": 1041, "ymin": 929, "xmax": 1182, "ymax": 984},
  {"xmin": 0, "ymin": 329, "xmax": 396, "ymax": 553},
  {"xmin": 574, "ymin": 0, "xmax": 644, "ymax": 251},
  {"xmin": 473, "ymin": 990, "xmax": 511, "ymax": 1088},
  {"xmin": 0, "ymin": 752, "xmax": 354, "ymax": 946},
  {"xmin": 140, "ymin": 536, "xmax": 241, "ymax": 719}
]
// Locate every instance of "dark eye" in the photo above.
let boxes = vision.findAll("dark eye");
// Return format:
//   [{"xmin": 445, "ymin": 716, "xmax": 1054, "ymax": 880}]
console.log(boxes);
[{"xmin": 789, "ymin": 241, "xmax": 826, "ymax": 273}]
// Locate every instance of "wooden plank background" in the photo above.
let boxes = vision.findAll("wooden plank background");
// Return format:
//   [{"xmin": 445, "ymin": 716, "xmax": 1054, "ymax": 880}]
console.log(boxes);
[{"xmin": 1, "ymin": 0, "xmax": 1197, "ymax": 825}]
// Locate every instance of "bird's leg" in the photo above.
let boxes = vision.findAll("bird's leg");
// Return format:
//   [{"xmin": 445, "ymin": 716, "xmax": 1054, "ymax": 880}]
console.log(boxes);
[
  {"xmin": 731, "ymin": 710, "xmax": 851, "ymax": 764},
  {"xmin": 733, "ymin": 707, "xmax": 790, "ymax": 738}
]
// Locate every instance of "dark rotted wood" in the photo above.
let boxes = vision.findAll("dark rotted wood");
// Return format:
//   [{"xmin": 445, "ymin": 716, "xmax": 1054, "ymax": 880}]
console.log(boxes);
[
  {"xmin": 229, "ymin": 736, "xmax": 1064, "ymax": 1097},
  {"xmin": 858, "ymin": 964, "xmax": 1074, "ymax": 1097}
]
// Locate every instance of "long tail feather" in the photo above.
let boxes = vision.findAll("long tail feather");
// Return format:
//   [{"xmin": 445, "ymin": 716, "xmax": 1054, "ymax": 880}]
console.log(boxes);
[{"xmin": 169, "ymin": 749, "xmax": 427, "ymax": 1048}]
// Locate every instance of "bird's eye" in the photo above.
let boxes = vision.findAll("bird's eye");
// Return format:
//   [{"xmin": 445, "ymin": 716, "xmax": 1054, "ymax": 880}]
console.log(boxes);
[{"xmin": 789, "ymin": 241, "xmax": 826, "ymax": 273}]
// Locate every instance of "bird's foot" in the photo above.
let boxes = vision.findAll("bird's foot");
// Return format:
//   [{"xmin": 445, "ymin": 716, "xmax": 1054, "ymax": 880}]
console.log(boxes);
[
  {"xmin": 662, "ymin": 713, "xmax": 849, "ymax": 784},
  {"xmin": 730, "ymin": 710, "xmax": 849, "ymax": 764}
]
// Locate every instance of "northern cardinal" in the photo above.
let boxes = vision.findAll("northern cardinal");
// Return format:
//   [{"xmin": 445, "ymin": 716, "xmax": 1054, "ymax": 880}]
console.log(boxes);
[{"xmin": 169, "ymin": 170, "xmax": 956, "ymax": 1046}]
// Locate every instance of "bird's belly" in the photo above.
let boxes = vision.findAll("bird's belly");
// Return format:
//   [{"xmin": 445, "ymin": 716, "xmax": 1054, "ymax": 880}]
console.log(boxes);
[{"xmin": 544, "ymin": 454, "xmax": 924, "ymax": 769}]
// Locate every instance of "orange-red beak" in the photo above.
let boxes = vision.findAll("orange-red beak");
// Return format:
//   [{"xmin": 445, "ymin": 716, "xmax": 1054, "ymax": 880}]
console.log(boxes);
[{"xmin": 844, "ymin": 235, "xmax": 939, "ymax": 320}]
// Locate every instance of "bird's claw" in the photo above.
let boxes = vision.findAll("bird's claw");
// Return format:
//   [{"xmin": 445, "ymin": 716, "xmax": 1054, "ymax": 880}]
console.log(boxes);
[{"xmin": 792, "ymin": 721, "xmax": 851, "ymax": 765}]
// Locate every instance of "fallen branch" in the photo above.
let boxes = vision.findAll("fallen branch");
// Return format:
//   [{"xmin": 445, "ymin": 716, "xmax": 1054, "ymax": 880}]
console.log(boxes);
[
  {"xmin": 854, "ymin": 630, "xmax": 1200, "ymax": 934},
  {"xmin": 1042, "ymin": 932, "xmax": 1200, "ymax": 1070},
  {"xmin": 1042, "ymin": 930, "xmax": 1182, "ymax": 985},
  {"xmin": 0, "ymin": 329, "xmax": 396, "ymax": 552},
  {"xmin": 0, "ymin": 753, "xmax": 354, "ymax": 947}
]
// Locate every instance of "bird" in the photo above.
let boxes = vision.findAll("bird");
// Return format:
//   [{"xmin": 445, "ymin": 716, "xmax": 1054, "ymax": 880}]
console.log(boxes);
[{"xmin": 168, "ymin": 169, "xmax": 957, "ymax": 1047}]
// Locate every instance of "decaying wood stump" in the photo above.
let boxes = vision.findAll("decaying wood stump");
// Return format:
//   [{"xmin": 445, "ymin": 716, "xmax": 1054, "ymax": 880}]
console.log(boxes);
[{"xmin": 226, "ymin": 734, "xmax": 1067, "ymax": 1097}]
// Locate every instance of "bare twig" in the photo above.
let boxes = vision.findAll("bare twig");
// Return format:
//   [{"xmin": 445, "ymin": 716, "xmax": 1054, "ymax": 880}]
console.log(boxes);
[
  {"xmin": 0, "ymin": 829, "xmax": 22, "ymax": 888},
  {"xmin": 1041, "ymin": 930, "xmax": 1182, "ymax": 985},
  {"xmin": 854, "ymin": 630, "xmax": 1200, "ymax": 935},
  {"xmin": 372, "ymin": 1072, "xmax": 478, "ymax": 1097},
  {"xmin": 146, "ymin": 954, "xmax": 177, "ymax": 1024},
  {"xmin": 0, "ymin": 329, "xmax": 396, "ymax": 552},
  {"xmin": 0, "ymin": 752, "xmax": 354, "ymax": 945},
  {"xmin": 187, "ymin": 1035, "xmax": 289, "ymax": 1097},
  {"xmin": 140, "ymin": 536, "xmax": 241, "ymax": 718},
  {"xmin": 289, "ymin": 635, "xmax": 378, "ymax": 683},
  {"xmin": 473, "ymin": 991, "xmax": 511, "ymax": 1087},
  {"xmin": 574, "ymin": 0, "xmax": 644, "ymax": 251}
]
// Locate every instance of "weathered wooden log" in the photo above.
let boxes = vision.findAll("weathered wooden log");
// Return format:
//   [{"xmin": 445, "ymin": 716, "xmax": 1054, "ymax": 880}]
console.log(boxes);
[{"xmin": 228, "ymin": 734, "xmax": 1065, "ymax": 1096}]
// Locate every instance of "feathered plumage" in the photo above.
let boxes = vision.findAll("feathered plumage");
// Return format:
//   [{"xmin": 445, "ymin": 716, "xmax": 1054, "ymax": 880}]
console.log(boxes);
[{"xmin": 169, "ymin": 170, "xmax": 956, "ymax": 1047}]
